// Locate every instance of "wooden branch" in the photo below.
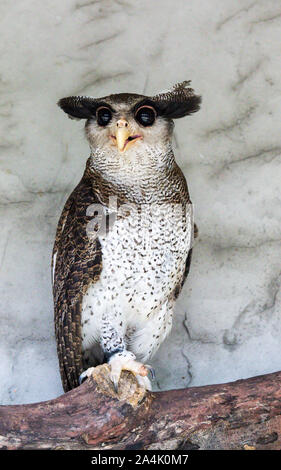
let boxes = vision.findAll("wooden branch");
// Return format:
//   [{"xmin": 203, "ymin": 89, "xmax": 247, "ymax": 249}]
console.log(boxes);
[{"xmin": 0, "ymin": 365, "xmax": 280, "ymax": 450}]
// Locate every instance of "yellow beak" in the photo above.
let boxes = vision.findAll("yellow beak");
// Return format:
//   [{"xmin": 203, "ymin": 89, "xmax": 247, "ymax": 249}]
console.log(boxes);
[{"xmin": 115, "ymin": 126, "xmax": 131, "ymax": 152}]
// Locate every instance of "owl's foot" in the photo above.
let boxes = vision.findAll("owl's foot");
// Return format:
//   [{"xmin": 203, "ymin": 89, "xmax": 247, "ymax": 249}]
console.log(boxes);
[
  {"xmin": 108, "ymin": 351, "xmax": 155, "ymax": 392},
  {"xmin": 79, "ymin": 351, "xmax": 155, "ymax": 392}
]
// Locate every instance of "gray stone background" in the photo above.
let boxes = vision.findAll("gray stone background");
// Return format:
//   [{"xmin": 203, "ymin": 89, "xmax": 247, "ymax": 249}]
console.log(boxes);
[{"xmin": 0, "ymin": 0, "xmax": 280, "ymax": 404}]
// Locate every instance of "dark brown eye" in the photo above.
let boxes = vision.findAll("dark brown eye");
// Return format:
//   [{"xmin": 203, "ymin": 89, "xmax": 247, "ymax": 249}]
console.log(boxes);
[
  {"xmin": 96, "ymin": 107, "xmax": 112, "ymax": 126},
  {"xmin": 135, "ymin": 106, "xmax": 156, "ymax": 127}
]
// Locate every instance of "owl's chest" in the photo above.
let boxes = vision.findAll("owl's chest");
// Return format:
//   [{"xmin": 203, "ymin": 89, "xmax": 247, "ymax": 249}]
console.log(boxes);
[{"xmin": 99, "ymin": 202, "xmax": 192, "ymax": 291}]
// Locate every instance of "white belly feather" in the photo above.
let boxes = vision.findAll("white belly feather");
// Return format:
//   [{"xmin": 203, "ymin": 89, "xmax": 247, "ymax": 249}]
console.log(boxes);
[{"xmin": 81, "ymin": 202, "xmax": 193, "ymax": 359}]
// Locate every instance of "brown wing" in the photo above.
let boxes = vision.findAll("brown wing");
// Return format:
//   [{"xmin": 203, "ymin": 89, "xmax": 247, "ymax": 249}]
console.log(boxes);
[
  {"xmin": 52, "ymin": 173, "xmax": 102, "ymax": 392},
  {"xmin": 174, "ymin": 224, "xmax": 198, "ymax": 299}
]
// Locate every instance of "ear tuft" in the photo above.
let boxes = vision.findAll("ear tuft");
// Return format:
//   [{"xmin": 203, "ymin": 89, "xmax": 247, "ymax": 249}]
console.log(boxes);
[
  {"xmin": 150, "ymin": 81, "xmax": 201, "ymax": 119},
  {"xmin": 57, "ymin": 96, "xmax": 99, "ymax": 120}
]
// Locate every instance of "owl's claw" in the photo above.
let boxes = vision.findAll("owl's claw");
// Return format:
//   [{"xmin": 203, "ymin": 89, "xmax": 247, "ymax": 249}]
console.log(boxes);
[
  {"xmin": 79, "ymin": 367, "xmax": 95, "ymax": 385},
  {"xmin": 145, "ymin": 365, "xmax": 156, "ymax": 380},
  {"xmin": 112, "ymin": 377, "xmax": 119, "ymax": 393},
  {"xmin": 110, "ymin": 368, "xmax": 122, "ymax": 393},
  {"xmin": 108, "ymin": 351, "xmax": 153, "ymax": 392}
]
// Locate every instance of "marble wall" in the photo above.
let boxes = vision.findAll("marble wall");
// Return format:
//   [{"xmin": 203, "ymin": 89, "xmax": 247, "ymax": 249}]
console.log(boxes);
[{"xmin": 0, "ymin": 0, "xmax": 280, "ymax": 404}]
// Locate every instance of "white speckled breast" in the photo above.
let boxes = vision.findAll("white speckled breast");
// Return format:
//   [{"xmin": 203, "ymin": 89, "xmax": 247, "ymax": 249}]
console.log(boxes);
[{"xmin": 81, "ymin": 200, "xmax": 193, "ymax": 360}]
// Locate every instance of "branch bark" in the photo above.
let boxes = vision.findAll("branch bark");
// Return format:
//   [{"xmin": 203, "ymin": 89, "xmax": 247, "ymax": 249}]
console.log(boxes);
[{"xmin": 0, "ymin": 365, "xmax": 280, "ymax": 450}]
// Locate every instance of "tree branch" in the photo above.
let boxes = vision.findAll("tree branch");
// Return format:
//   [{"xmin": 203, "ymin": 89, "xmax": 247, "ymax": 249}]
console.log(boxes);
[{"xmin": 0, "ymin": 365, "xmax": 280, "ymax": 450}]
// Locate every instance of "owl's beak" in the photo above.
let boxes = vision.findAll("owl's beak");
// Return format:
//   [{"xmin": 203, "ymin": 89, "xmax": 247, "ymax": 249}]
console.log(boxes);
[
  {"xmin": 112, "ymin": 119, "xmax": 142, "ymax": 152},
  {"xmin": 115, "ymin": 126, "xmax": 131, "ymax": 152}
]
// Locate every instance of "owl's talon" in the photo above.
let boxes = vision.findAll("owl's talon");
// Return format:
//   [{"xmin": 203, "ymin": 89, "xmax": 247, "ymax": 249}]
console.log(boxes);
[
  {"xmin": 146, "ymin": 365, "xmax": 156, "ymax": 380},
  {"xmin": 112, "ymin": 379, "xmax": 119, "ymax": 393},
  {"xmin": 79, "ymin": 367, "xmax": 95, "ymax": 385},
  {"xmin": 79, "ymin": 371, "xmax": 88, "ymax": 385},
  {"xmin": 110, "ymin": 370, "xmax": 121, "ymax": 394}
]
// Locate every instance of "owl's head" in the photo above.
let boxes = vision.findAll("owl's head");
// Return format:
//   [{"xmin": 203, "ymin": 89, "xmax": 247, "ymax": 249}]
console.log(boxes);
[{"xmin": 58, "ymin": 81, "xmax": 201, "ymax": 156}]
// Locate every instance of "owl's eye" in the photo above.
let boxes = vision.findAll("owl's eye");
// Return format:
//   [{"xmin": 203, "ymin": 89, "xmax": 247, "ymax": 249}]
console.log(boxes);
[
  {"xmin": 96, "ymin": 107, "xmax": 112, "ymax": 126},
  {"xmin": 135, "ymin": 106, "xmax": 156, "ymax": 127}
]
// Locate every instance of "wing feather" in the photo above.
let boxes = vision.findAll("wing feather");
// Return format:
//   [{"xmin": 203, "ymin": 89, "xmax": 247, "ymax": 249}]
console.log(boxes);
[
  {"xmin": 174, "ymin": 224, "xmax": 197, "ymax": 298},
  {"xmin": 53, "ymin": 173, "xmax": 102, "ymax": 392}
]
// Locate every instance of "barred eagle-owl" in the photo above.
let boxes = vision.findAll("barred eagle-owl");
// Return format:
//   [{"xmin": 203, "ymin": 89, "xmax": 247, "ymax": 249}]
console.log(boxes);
[{"xmin": 53, "ymin": 81, "xmax": 201, "ymax": 392}]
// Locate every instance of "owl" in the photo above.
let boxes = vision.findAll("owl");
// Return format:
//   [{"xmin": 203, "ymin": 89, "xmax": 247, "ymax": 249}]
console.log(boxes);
[{"xmin": 53, "ymin": 81, "xmax": 201, "ymax": 392}]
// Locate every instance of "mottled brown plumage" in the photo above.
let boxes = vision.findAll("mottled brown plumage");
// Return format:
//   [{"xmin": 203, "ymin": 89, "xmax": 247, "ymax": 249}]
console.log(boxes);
[{"xmin": 53, "ymin": 165, "xmax": 102, "ymax": 391}]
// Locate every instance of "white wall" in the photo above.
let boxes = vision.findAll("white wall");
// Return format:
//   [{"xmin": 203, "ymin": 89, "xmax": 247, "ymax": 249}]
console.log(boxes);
[{"xmin": 0, "ymin": 0, "xmax": 280, "ymax": 404}]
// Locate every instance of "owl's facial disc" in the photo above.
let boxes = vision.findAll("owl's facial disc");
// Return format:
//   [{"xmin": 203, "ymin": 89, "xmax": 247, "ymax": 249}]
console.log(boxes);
[{"xmin": 111, "ymin": 118, "xmax": 142, "ymax": 153}]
